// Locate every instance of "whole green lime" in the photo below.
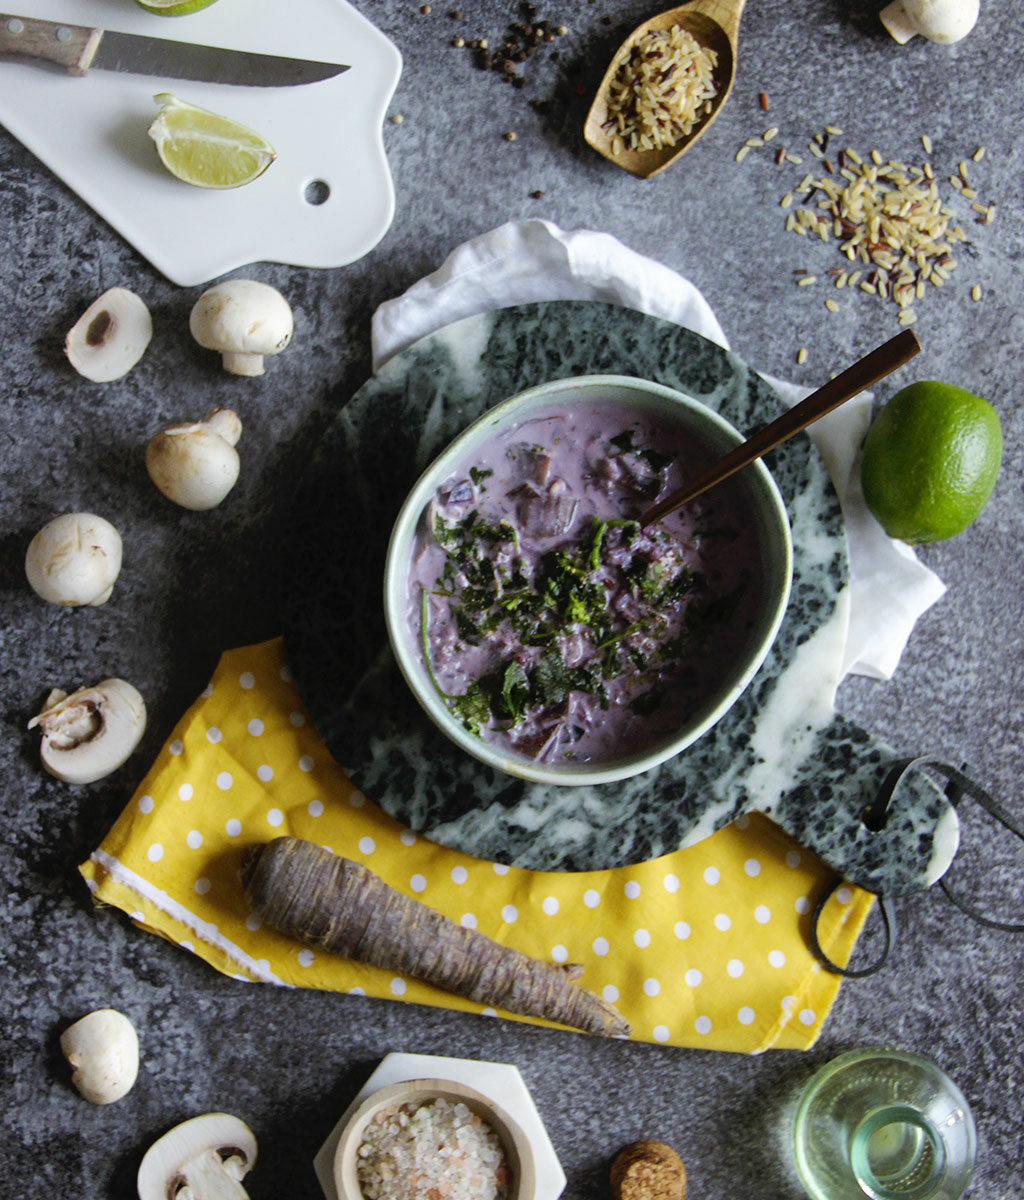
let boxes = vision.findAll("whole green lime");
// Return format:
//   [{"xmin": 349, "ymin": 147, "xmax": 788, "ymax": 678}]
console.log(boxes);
[{"xmin": 860, "ymin": 381, "xmax": 1002, "ymax": 544}]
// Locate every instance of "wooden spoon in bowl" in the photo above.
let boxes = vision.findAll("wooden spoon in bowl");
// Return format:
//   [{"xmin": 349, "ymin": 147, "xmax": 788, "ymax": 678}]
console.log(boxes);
[
  {"xmin": 584, "ymin": 0, "xmax": 748, "ymax": 179},
  {"xmin": 641, "ymin": 329, "xmax": 922, "ymax": 526}
]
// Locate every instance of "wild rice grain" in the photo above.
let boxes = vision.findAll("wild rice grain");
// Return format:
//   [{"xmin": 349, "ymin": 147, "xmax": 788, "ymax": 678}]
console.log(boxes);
[
  {"xmin": 605, "ymin": 25, "xmax": 719, "ymax": 155},
  {"xmin": 759, "ymin": 91, "xmax": 770, "ymax": 110}
]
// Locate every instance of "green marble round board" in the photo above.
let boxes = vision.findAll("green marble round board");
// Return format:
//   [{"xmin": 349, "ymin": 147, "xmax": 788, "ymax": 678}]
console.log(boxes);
[{"xmin": 281, "ymin": 302, "xmax": 954, "ymax": 896}]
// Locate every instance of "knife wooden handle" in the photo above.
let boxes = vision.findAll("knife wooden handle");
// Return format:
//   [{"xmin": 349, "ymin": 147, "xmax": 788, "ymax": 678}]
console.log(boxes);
[{"xmin": 0, "ymin": 14, "xmax": 102, "ymax": 75}]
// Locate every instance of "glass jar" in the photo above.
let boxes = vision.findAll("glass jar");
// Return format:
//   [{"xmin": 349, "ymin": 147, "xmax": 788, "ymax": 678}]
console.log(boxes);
[{"xmin": 791, "ymin": 1047, "xmax": 976, "ymax": 1200}]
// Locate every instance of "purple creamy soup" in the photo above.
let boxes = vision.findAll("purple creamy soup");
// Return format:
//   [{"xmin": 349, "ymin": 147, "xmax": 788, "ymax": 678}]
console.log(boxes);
[{"xmin": 406, "ymin": 403, "xmax": 766, "ymax": 764}]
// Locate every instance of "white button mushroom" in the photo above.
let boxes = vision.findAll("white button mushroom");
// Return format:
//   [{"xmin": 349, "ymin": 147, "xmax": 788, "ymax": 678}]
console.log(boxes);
[
  {"xmin": 146, "ymin": 408, "xmax": 242, "ymax": 510},
  {"xmin": 65, "ymin": 287, "xmax": 153, "ymax": 382},
  {"xmin": 880, "ymin": 0, "xmax": 979, "ymax": 43},
  {"xmin": 138, "ymin": 1113, "xmax": 257, "ymax": 1200},
  {"xmin": 28, "ymin": 679, "xmax": 147, "ymax": 785},
  {"xmin": 60, "ymin": 1009, "xmax": 139, "ymax": 1104},
  {"xmin": 25, "ymin": 513, "xmax": 123, "ymax": 607},
  {"xmin": 189, "ymin": 280, "xmax": 293, "ymax": 376}
]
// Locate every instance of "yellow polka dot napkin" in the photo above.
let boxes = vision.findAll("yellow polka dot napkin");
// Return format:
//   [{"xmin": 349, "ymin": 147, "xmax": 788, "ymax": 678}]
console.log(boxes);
[{"xmin": 81, "ymin": 638, "xmax": 873, "ymax": 1052}]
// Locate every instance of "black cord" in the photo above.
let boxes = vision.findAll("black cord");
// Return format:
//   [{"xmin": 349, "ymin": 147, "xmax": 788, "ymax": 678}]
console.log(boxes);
[
  {"xmin": 938, "ymin": 761, "xmax": 1024, "ymax": 933},
  {"xmin": 809, "ymin": 756, "xmax": 1024, "ymax": 975},
  {"xmin": 810, "ymin": 875, "xmax": 897, "ymax": 977}
]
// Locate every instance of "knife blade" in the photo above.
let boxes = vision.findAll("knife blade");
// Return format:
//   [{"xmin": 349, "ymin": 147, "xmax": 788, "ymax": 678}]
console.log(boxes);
[{"xmin": 0, "ymin": 13, "xmax": 349, "ymax": 86}]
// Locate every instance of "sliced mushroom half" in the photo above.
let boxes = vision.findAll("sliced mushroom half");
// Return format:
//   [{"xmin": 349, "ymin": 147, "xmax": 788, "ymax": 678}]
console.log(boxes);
[
  {"xmin": 138, "ymin": 1113, "xmax": 257, "ymax": 1200},
  {"xmin": 66, "ymin": 287, "xmax": 153, "ymax": 382},
  {"xmin": 28, "ymin": 678, "xmax": 146, "ymax": 785}
]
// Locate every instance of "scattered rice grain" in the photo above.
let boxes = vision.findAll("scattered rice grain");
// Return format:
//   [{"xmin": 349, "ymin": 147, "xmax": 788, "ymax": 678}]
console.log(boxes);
[
  {"xmin": 825, "ymin": 298, "xmax": 840, "ymax": 312},
  {"xmin": 763, "ymin": 126, "xmax": 779, "ymax": 141},
  {"xmin": 797, "ymin": 347, "xmax": 808, "ymax": 364},
  {"xmin": 973, "ymin": 146, "xmax": 986, "ymax": 161},
  {"xmin": 921, "ymin": 134, "xmax": 933, "ymax": 154},
  {"xmin": 797, "ymin": 275, "xmax": 817, "ymax": 286},
  {"xmin": 971, "ymin": 284, "xmax": 982, "ymax": 301}
]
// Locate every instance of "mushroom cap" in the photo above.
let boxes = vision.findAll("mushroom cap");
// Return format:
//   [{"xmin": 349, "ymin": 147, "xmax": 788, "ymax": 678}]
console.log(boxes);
[
  {"xmin": 60, "ymin": 1008, "xmax": 139, "ymax": 1104},
  {"xmin": 138, "ymin": 1113, "xmax": 257, "ymax": 1200},
  {"xmin": 189, "ymin": 280, "xmax": 293, "ymax": 356},
  {"xmin": 29, "ymin": 678, "xmax": 147, "ymax": 785},
  {"xmin": 24, "ymin": 512, "xmax": 123, "ymax": 607},
  {"xmin": 146, "ymin": 409, "xmax": 242, "ymax": 511},
  {"xmin": 65, "ymin": 287, "xmax": 152, "ymax": 383},
  {"xmin": 880, "ymin": 0, "xmax": 979, "ymax": 42}
]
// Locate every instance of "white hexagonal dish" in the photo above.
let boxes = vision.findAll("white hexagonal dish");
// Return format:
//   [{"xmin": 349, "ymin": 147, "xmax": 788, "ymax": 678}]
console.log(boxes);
[{"xmin": 314, "ymin": 1053, "xmax": 566, "ymax": 1200}]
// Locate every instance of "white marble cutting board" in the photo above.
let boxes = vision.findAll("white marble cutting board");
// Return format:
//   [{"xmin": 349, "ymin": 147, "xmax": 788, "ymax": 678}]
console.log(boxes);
[{"xmin": 0, "ymin": 0, "xmax": 401, "ymax": 285}]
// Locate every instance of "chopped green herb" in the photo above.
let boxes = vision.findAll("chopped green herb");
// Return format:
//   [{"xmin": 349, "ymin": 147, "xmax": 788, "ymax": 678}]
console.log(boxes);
[
  {"xmin": 469, "ymin": 465, "xmax": 493, "ymax": 486},
  {"xmin": 499, "ymin": 660, "xmax": 530, "ymax": 723}
]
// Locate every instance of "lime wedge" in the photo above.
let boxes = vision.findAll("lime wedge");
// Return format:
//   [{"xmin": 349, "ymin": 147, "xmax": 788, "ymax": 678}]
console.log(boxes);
[
  {"xmin": 135, "ymin": 0, "xmax": 221, "ymax": 14},
  {"xmin": 148, "ymin": 93, "xmax": 276, "ymax": 190}
]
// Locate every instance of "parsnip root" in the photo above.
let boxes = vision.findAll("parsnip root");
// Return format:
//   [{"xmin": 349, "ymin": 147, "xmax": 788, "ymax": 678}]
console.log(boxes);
[{"xmin": 241, "ymin": 837, "xmax": 630, "ymax": 1037}]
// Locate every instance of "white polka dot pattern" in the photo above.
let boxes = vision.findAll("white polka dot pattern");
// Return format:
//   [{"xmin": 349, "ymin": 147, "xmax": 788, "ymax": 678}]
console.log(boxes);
[{"xmin": 83, "ymin": 641, "xmax": 872, "ymax": 1055}]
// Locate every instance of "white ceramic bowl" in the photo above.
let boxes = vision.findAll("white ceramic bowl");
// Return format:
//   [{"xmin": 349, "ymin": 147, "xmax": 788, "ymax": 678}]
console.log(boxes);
[
  {"xmin": 333, "ymin": 1078, "xmax": 536, "ymax": 1200},
  {"xmin": 384, "ymin": 375, "xmax": 792, "ymax": 786}
]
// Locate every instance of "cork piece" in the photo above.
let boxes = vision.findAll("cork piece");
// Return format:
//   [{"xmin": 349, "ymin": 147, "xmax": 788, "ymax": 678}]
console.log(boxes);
[{"xmin": 610, "ymin": 1140, "xmax": 686, "ymax": 1200}]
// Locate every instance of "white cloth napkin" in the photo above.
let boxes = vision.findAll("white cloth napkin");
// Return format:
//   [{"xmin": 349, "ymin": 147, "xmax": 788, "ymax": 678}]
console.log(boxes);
[{"xmin": 371, "ymin": 219, "xmax": 946, "ymax": 681}]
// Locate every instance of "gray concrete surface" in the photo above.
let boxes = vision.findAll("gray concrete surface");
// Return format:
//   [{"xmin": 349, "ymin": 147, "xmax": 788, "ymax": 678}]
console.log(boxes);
[{"xmin": 2, "ymin": 0, "xmax": 1022, "ymax": 1196}]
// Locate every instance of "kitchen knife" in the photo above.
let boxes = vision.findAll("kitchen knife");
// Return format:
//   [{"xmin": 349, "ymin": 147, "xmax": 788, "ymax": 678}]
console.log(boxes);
[{"xmin": 0, "ymin": 13, "xmax": 349, "ymax": 86}]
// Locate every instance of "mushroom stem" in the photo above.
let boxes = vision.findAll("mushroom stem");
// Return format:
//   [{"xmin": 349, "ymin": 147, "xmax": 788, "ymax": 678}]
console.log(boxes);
[
  {"xmin": 220, "ymin": 351, "xmax": 265, "ymax": 377},
  {"xmin": 176, "ymin": 1149, "xmax": 251, "ymax": 1200},
  {"xmin": 879, "ymin": 0, "xmax": 920, "ymax": 40}
]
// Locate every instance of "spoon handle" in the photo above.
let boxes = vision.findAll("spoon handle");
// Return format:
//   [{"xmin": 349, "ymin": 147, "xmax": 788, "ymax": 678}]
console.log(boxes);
[{"xmin": 641, "ymin": 328, "xmax": 921, "ymax": 527}]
